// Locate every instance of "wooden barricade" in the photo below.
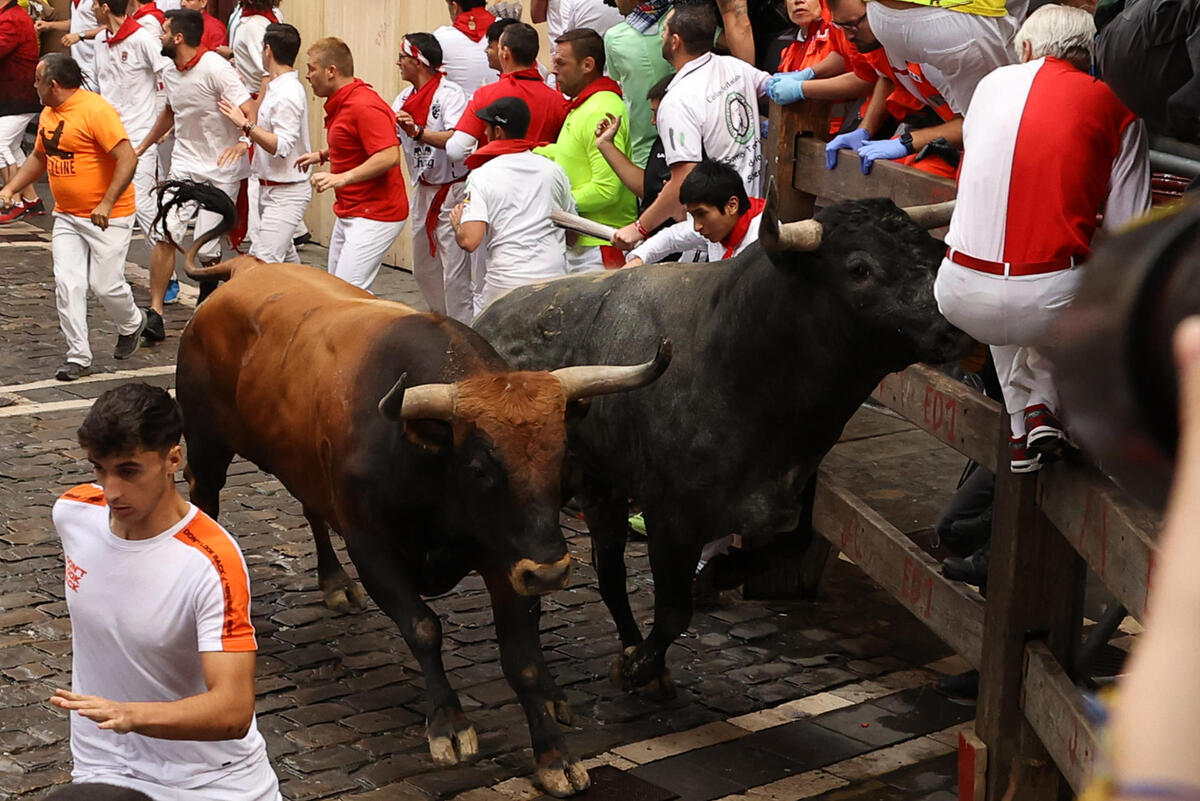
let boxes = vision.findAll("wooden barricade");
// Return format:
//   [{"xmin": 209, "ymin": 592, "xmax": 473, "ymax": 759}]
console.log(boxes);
[{"xmin": 767, "ymin": 100, "xmax": 1160, "ymax": 801}]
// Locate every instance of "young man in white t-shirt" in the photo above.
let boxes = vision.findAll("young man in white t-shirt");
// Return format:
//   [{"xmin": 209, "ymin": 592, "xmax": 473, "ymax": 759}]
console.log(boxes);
[
  {"xmin": 393, "ymin": 32, "xmax": 473, "ymax": 323},
  {"xmin": 451, "ymin": 97, "xmax": 575, "ymax": 318},
  {"xmin": 135, "ymin": 8, "xmax": 254, "ymax": 341},
  {"xmin": 218, "ymin": 21, "xmax": 311, "ymax": 264},
  {"xmin": 611, "ymin": 3, "xmax": 770, "ymax": 252},
  {"xmin": 51, "ymin": 382, "xmax": 280, "ymax": 801},
  {"xmin": 93, "ymin": 0, "xmax": 171, "ymax": 250},
  {"xmin": 433, "ymin": 0, "xmax": 498, "ymax": 95}
]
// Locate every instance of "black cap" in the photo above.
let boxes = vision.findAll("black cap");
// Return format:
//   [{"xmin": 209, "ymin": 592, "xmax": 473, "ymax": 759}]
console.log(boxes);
[{"xmin": 476, "ymin": 96, "xmax": 531, "ymax": 138}]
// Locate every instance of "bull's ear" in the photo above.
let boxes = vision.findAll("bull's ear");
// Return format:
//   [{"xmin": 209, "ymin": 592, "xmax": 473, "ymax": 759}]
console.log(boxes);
[
  {"xmin": 759, "ymin": 177, "xmax": 784, "ymax": 264},
  {"xmin": 565, "ymin": 398, "xmax": 591, "ymax": 424},
  {"xmin": 403, "ymin": 419, "xmax": 451, "ymax": 453}
]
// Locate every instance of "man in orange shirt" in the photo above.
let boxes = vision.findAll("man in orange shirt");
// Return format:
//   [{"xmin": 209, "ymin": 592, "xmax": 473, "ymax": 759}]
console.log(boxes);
[{"xmin": 0, "ymin": 53, "xmax": 146, "ymax": 381}]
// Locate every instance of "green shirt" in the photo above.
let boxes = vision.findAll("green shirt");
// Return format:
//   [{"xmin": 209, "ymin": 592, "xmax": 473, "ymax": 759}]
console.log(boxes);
[
  {"xmin": 536, "ymin": 88, "xmax": 638, "ymax": 248},
  {"xmin": 604, "ymin": 18, "xmax": 674, "ymax": 168}
]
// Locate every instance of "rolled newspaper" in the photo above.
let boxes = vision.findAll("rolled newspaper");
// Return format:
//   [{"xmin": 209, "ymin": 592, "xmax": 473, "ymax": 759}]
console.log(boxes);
[{"xmin": 550, "ymin": 209, "xmax": 617, "ymax": 244}]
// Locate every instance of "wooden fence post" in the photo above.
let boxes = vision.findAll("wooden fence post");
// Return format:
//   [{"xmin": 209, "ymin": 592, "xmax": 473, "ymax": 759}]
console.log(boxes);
[
  {"xmin": 765, "ymin": 100, "xmax": 833, "ymax": 223},
  {"xmin": 976, "ymin": 428, "xmax": 1086, "ymax": 801}
]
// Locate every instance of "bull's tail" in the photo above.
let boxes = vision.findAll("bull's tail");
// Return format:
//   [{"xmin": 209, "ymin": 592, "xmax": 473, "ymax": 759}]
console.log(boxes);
[{"xmin": 152, "ymin": 179, "xmax": 236, "ymax": 281}]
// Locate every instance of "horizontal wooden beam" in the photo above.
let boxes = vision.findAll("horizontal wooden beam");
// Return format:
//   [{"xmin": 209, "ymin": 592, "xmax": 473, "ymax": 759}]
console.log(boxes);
[
  {"xmin": 1036, "ymin": 463, "xmax": 1160, "ymax": 622},
  {"xmin": 871, "ymin": 365, "xmax": 1003, "ymax": 473},
  {"xmin": 792, "ymin": 137, "xmax": 957, "ymax": 208},
  {"xmin": 812, "ymin": 470, "xmax": 986, "ymax": 667},
  {"xmin": 1021, "ymin": 641, "xmax": 1099, "ymax": 794}
]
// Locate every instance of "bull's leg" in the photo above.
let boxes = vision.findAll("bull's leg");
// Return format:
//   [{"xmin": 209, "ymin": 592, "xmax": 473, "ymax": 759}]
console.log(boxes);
[
  {"xmin": 613, "ymin": 514, "xmax": 702, "ymax": 700},
  {"xmin": 301, "ymin": 505, "xmax": 366, "ymax": 614},
  {"xmin": 182, "ymin": 433, "xmax": 233, "ymax": 519},
  {"xmin": 576, "ymin": 487, "xmax": 642, "ymax": 648},
  {"xmin": 479, "ymin": 559, "xmax": 589, "ymax": 798},
  {"xmin": 346, "ymin": 539, "xmax": 477, "ymax": 766}
]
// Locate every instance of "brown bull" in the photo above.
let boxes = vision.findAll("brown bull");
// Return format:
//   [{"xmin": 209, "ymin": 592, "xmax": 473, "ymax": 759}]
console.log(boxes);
[{"xmin": 161, "ymin": 181, "xmax": 669, "ymax": 796}]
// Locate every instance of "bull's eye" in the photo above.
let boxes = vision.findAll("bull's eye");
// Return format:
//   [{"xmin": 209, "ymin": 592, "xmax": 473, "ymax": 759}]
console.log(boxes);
[{"xmin": 846, "ymin": 253, "xmax": 877, "ymax": 281}]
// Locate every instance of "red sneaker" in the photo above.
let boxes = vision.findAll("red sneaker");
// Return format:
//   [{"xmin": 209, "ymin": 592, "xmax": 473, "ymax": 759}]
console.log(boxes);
[
  {"xmin": 21, "ymin": 198, "xmax": 44, "ymax": 217},
  {"xmin": 1010, "ymin": 435, "xmax": 1042, "ymax": 474},
  {"xmin": 0, "ymin": 201, "xmax": 28, "ymax": 225},
  {"xmin": 1024, "ymin": 403, "xmax": 1067, "ymax": 455}
]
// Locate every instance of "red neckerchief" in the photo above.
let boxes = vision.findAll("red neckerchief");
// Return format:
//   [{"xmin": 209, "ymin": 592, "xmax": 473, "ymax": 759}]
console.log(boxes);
[
  {"xmin": 323, "ymin": 77, "xmax": 372, "ymax": 127},
  {"xmin": 106, "ymin": 16, "xmax": 142, "ymax": 46},
  {"xmin": 176, "ymin": 45, "xmax": 208, "ymax": 72},
  {"xmin": 131, "ymin": 1, "xmax": 165, "ymax": 23},
  {"xmin": 565, "ymin": 76, "xmax": 622, "ymax": 114},
  {"xmin": 401, "ymin": 73, "xmax": 442, "ymax": 128},
  {"xmin": 241, "ymin": 8, "xmax": 279, "ymax": 23},
  {"xmin": 452, "ymin": 7, "xmax": 494, "ymax": 42},
  {"xmin": 720, "ymin": 197, "xmax": 766, "ymax": 258},
  {"xmin": 464, "ymin": 138, "xmax": 543, "ymax": 169},
  {"xmin": 505, "ymin": 66, "xmax": 543, "ymax": 83}
]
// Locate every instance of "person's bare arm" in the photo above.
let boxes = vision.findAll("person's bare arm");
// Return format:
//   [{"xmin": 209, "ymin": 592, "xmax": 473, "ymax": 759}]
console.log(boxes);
[
  {"xmin": 810, "ymin": 52, "xmax": 845, "ymax": 79},
  {"xmin": 716, "ymin": 0, "xmax": 755, "ymax": 65},
  {"xmin": 450, "ymin": 201, "xmax": 487, "ymax": 252},
  {"xmin": 611, "ymin": 161, "xmax": 696, "ymax": 249},
  {"xmin": 860, "ymin": 78, "xmax": 892, "ymax": 136},
  {"xmin": 530, "ymin": 0, "xmax": 549, "ymax": 23},
  {"xmin": 311, "ymin": 146, "xmax": 400, "ymax": 193},
  {"xmin": 90, "ymin": 140, "xmax": 136, "ymax": 230},
  {"xmin": 798, "ymin": 72, "xmax": 875, "ymax": 101},
  {"xmin": 34, "ymin": 19, "xmax": 70, "ymax": 34},
  {"xmin": 51, "ymin": 652, "xmax": 256, "ymax": 741},
  {"xmin": 909, "ymin": 117, "xmax": 963, "ymax": 151},
  {"xmin": 0, "ymin": 148, "xmax": 47, "ymax": 207},
  {"xmin": 595, "ymin": 114, "xmax": 644, "ymax": 199}
]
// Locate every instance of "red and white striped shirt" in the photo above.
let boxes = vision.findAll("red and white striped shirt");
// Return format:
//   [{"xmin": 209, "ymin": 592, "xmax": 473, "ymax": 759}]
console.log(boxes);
[{"xmin": 946, "ymin": 57, "xmax": 1150, "ymax": 266}]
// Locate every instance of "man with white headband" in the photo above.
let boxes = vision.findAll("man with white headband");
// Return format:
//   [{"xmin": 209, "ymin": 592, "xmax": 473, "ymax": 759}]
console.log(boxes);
[{"xmin": 393, "ymin": 33, "xmax": 473, "ymax": 323}]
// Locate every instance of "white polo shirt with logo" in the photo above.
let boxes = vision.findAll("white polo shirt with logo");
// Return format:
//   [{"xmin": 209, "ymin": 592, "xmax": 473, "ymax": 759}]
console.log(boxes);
[
  {"xmin": 162, "ymin": 50, "xmax": 252, "ymax": 184},
  {"xmin": 94, "ymin": 26, "xmax": 170, "ymax": 145},
  {"xmin": 656, "ymin": 52, "xmax": 771, "ymax": 197},
  {"xmin": 392, "ymin": 77, "xmax": 469, "ymax": 187}
]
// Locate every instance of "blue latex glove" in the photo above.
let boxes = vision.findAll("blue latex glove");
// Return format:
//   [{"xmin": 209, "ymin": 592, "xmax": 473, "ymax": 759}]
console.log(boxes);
[
  {"xmin": 766, "ymin": 67, "xmax": 816, "ymax": 105},
  {"xmin": 856, "ymin": 137, "xmax": 910, "ymax": 174},
  {"xmin": 824, "ymin": 128, "xmax": 871, "ymax": 169}
]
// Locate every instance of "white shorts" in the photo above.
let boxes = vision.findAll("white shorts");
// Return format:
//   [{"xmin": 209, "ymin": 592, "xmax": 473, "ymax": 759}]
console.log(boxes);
[
  {"xmin": 159, "ymin": 175, "xmax": 241, "ymax": 261},
  {"xmin": 73, "ymin": 758, "xmax": 281, "ymax": 801}
]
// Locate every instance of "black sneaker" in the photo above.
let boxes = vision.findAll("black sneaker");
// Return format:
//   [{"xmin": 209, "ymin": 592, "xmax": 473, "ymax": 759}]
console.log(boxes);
[
  {"xmin": 141, "ymin": 308, "xmax": 165, "ymax": 342},
  {"xmin": 56, "ymin": 362, "xmax": 92, "ymax": 381},
  {"xmin": 942, "ymin": 544, "xmax": 989, "ymax": 587},
  {"xmin": 293, "ymin": 232, "xmax": 313, "ymax": 248},
  {"xmin": 114, "ymin": 309, "xmax": 149, "ymax": 359}
]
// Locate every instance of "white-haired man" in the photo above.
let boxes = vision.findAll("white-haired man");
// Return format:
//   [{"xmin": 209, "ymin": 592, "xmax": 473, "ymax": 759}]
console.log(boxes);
[{"xmin": 934, "ymin": 5, "xmax": 1150, "ymax": 473}]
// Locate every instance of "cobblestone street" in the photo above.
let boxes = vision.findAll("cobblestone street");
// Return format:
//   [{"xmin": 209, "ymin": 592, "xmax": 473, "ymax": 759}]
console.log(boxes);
[{"xmin": 0, "ymin": 193, "xmax": 977, "ymax": 801}]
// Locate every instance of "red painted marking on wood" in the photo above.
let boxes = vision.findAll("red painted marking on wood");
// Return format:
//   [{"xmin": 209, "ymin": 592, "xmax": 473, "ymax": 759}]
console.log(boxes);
[
  {"xmin": 839, "ymin": 519, "xmax": 863, "ymax": 562},
  {"xmin": 900, "ymin": 555, "xmax": 935, "ymax": 618},
  {"xmin": 922, "ymin": 386, "xmax": 959, "ymax": 442}
]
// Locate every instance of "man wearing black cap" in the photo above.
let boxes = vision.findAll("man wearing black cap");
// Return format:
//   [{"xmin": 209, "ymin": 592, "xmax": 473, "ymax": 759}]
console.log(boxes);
[{"xmin": 449, "ymin": 96, "xmax": 576, "ymax": 318}]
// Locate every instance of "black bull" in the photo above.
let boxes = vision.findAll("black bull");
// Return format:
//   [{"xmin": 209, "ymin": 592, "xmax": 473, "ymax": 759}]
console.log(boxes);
[{"xmin": 475, "ymin": 196, "xmax": 972, "ymax": 696}]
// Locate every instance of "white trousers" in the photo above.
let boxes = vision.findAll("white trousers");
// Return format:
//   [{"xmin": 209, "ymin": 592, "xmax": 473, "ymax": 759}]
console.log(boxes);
[
  {"xmin": 161, "ymin": 175, "xmax": 240, "ymax": 261},
  {"xmin": 0, "ymin": 113, "xmax": 35, "ymax": 168},
  {"xmin": 865, "ymin": 1, "xmax": 1023, "ymax": 113},
  {"xmin": 327, "ymin": 215, "xmax": 406, "ymax": 292},
  {"xmin": 410, "ymin": 180, "xmax": 473, "ymax": 323},
  {"xmin": 52, "ymin": 213, "xmax": 141, "ymax": 367},
  {"xmin": 131, "ymin": 144, "xmax": 160, "ymax": 244},
  {"xmin": 74, "ymin": 754, "xmax": 280, "ymax": 801},
  {"xmin": 934, "ymin": 258, "xmax": 1081, "ymax": 437},
  {"xmin": 250, "ymin": 181, "xmax": 312, "ymax": 264}
]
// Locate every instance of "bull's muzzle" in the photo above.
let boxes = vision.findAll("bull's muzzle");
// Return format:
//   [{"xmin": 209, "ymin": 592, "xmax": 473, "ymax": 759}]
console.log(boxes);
[{"xmin": 509, "ymin": 555, "xmax": 573, "ymax": 596}]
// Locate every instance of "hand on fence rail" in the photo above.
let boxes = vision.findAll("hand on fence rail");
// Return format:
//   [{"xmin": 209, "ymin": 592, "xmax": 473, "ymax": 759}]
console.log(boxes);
[
  {"xmin": 1106, "ymin": 316, "xmax": 1200, "ymax": 797},
  {"xmin": 825, "ymin": 128, "xmax": 871, "ymax": 169},
  {"xmin": 765, "ymin": 68, "xmax": 815, "ymax": 105}
]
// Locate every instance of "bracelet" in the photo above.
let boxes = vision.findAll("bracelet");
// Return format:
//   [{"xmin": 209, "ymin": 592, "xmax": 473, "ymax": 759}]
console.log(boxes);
[
  {"xmin": 242, "ymin": 121, "xmax": 255, "ymax": 136},
  {"xmin": 634, "ymin": 219, "xmax": 650, "ymax": 239},
  {"xmin": 414, "ymin": 125, "xmax": 425, "ymax": 143}
]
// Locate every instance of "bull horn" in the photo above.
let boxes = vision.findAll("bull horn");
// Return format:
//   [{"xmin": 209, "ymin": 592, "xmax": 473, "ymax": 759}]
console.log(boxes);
[
  {"xmin": 551, "ymin": 338, "xmax": 672, "ymax": 401},
  {"xmin": 902, "ymin": 200, "xmax": 956, "ymax": 229},
  {"xmin": 379, "ymin": 373, "xmax": 458, "ymax": 421},
  {"xmin": 777, "ymin": 219, "xmax": 823, "ymax": 251}
]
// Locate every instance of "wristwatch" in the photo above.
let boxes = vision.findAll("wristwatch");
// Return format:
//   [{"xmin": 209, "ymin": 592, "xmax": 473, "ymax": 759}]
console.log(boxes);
[
  {"xmin": 899, "ymin": 132, "xmax": 915, "ymax": 155},
  {"xmin": 242, "ymin": 121, "xmax": 256, "ymax": 136}
]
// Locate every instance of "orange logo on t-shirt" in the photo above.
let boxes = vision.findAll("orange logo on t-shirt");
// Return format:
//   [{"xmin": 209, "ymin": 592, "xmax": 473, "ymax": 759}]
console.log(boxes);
[{"xmin": 65, "ymin": 554, "xmax": 87, "ymax": 592}]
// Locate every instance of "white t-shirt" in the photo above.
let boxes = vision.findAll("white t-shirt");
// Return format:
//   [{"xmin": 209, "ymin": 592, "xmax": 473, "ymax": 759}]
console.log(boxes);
[
  {"xmin": 232, "ymin": 13, "xmax": 270, "ymax": 94},
  {"xmin": 70, "ymin": 0, "xmax": 98, "ymax": 85},
  {"xmin": 657, "ymin": 52, "xmax": 771, "ymax": 198},
  {"xmin": 393, "ymin": 77, "xmax": 469, "ymax": 187},
  {"xmin": 461, "ymin": 150, "xmax": 574, "ymax": 308},
  {"xmin": 253, "ymin": 70, "xmax": 311, "ymax": 183},
  {"xmin": 628, "ymin": 205, "xmax": 764, "ymax": 264},
  {"xmin": 162, "ymin": 50, "xmax": 252, "ymax": 183},
  {"xmin": 432, "ymin": 25, "xmax": 497, "ymax": 96},
  {"xmin": 53, "ymin": 485, "xmax": 278, "ymax": 800},
  {"xmin": 94, "ymin": 26, "xmax": 171, "ymax": 144},
  {"xmin": 547, "ymin": 0, "xmax": 624, "ymax": 42}
]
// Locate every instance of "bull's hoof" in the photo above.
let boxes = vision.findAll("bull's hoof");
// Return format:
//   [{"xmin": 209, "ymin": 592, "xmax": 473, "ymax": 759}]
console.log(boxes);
[
  {"xmin": 536, "ymin": 754, "xmax": 591, "ymax": 797},
  {"xmin": 545, "ymin": 697, "xmax": 573, "ymax": 725},
  {"xmin": 609, "ymin": 645, "xmax": 677, "ymax": 701},
  {"xmin": 322, "ymin": 578, "xmax": 366, "ymax": 614},
  {"xmin": 426, "ymin": 708, "xmax": 478, "ymax": 766}
]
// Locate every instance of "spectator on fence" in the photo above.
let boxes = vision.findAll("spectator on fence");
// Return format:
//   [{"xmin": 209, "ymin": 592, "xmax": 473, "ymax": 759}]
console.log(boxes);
[
  {"xmin": 603, "ymin": 0, "xmax": 673, "ymax": 169},
  {"xmin": 933, "ymin": 5, "xmax": 1150, "ymax": 473},
  {"xmin": 540, "ymin": 28, "xmax": 637, "ymax": 271},
  {"xmin": 50, "ymin": 383, "xmax": 281, "ymax": 800},
  {"xmin": 611, "ymin": 3, "xmax": 771, "ymax": 251},
  {"xmin": 0, "ymin": 0, "xmax": 46, "ymax": 224}
]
